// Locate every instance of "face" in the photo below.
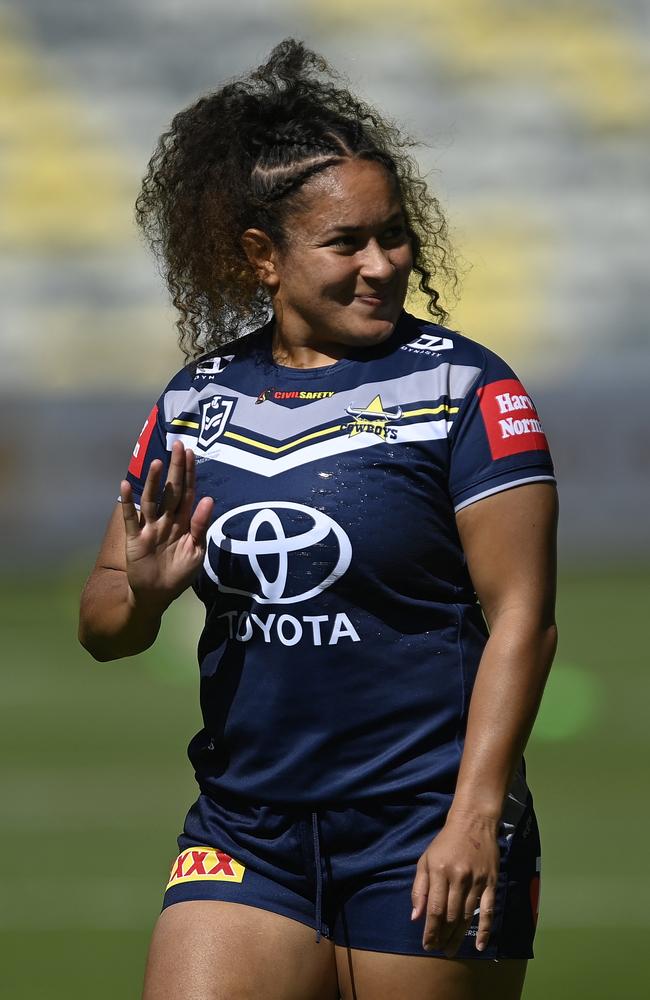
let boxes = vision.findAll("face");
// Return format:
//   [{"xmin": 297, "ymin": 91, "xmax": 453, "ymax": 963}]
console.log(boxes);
[{"xmin": 248, "ymin": 158, "xmax": 413, "ymax": 352}]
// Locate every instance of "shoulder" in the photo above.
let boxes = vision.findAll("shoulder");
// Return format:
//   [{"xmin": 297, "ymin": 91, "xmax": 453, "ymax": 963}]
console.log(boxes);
[
  {"xmin": 158, "ymin": 325, "xmax": 270, "ymax": 396},
  {"xmin": 396, "ymin": 311, "xmax": 499, "ymax": 371}
]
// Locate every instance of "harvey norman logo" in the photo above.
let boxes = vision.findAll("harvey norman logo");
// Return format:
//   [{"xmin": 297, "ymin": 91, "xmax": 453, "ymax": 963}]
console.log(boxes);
[{"xmin": 478, "ymin": 378, "xmax": 549, "ymax": 460}]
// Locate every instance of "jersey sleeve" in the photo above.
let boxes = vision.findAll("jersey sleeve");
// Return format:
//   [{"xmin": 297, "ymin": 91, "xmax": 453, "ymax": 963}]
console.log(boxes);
[
  {"xmin": 448, "ymin": 346, "xmax": 555, "ymax": 513},
  {"xmin": 121, "ymin": 395, "xmax": 171, "ymax": 506}
]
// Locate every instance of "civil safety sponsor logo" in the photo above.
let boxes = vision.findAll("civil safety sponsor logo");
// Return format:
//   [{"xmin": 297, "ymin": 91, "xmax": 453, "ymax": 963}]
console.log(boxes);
[
  {"xmin": 204, "ymin": 502, "xmax": 352, "ymax": 605},
  {"xmin": 344, "ymin": 394, "xmax": 402, "ymax": 440},
  {"xmin": 197, "ymin": 394, "xmax": 237, "ymax": 451},
  {"xmin": 477, "ymin": 378, "xmax": 549, "ymax": 459},
  {"xmin": 256, "ymin": 387, "xmax": 336, "ymax": 403},
  {"xmin": 401, "ymin": 331, "xmax": 454, "ymax": 354},
  {"xmin": 166, "ymin": 846, "xmax": 245, "ymax": 889},
  {"xmin": 128, "ymin": 404, "xmax": 158, "ymax": 478},
  {"xmin": 192, "ymin": 355, "xmax": 234, "ymax": 380}
]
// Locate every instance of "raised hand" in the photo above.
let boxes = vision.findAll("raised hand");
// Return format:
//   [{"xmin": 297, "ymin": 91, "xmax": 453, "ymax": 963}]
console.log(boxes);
[
  {"xmin": 410, "ymin": 811, "xmax": 500, "ymax": 957},
  {"xmin": 119, "ymin": 441, "xmax": 214, "ymax": 614}
]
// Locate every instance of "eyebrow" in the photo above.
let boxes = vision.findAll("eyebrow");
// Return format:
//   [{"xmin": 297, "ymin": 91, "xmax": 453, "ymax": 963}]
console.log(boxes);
[{"xmin": 323, "ymin": 212, "xmax": 405, "ymax": 235}]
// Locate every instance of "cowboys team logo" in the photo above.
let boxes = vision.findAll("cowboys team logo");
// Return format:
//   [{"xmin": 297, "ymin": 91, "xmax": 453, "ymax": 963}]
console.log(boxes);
[
  {"xmin": 344, "ymin": 394, "xmax": 402, "ymax": 440},
  {"xmin": 204, "ymin": 502, "xmax": 352, "ymax": 604},
  {"xmin": 197, "ymin": 394, "xmax": 236, "ymax": 451}
]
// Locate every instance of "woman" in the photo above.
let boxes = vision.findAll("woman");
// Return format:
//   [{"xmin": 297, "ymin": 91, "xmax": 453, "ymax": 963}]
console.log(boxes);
[{"xmin": 79, "ymin": 39, "xmax": 558, "ymax": 1000}]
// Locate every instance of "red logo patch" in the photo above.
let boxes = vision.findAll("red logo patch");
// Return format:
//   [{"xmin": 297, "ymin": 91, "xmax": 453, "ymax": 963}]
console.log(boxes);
[
  {"xmin": 477, "ymin": 379, "xmax": 548, "ymax": 460},
  {"xmin": 128, "ymin": 404, "xmax": 158, "ymax": 478}
]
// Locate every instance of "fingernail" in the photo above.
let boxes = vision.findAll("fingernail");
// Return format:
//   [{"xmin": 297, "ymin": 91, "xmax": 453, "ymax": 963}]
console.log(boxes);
[
  {"xmin": 476, "ymin": 941, "xmax": 485, "ymax": 952},
  {"xmin": 411, "ymin": 908, "xmax": 417, "ymax": 921}
]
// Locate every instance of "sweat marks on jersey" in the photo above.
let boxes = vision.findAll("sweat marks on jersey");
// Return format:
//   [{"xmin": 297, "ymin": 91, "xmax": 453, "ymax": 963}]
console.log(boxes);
[
  {"xmin": 477, "ymin": 378, "xmax": 549, "ymax": 459},
  {"xmin": 344, "ymin": 394, "xmax": 402, "ymax": 441},
  {"xmin": 166, "ymin": 847, "xmax": 245, "ymax": 889}
]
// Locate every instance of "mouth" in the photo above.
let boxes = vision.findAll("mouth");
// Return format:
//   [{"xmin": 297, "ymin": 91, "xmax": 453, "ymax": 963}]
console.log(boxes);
[{"xmin": 355, "ymin": 292, "xmax": 391, "ymax": 306}]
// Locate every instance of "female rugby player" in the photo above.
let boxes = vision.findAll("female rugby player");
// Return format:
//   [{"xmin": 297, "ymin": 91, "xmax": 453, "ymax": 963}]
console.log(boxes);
[{"xmin": 79, "ymin": 39, "xmax": 558, "ymax": 1000}]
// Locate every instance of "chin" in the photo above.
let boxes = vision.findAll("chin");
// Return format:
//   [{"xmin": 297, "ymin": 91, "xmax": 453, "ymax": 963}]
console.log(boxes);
[{"xmin": 348, "ymin": 316, "xmax": 398, "ymax": 345}]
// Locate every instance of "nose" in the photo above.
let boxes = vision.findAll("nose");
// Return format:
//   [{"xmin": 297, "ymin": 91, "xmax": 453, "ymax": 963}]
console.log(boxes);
[{"xmin": 358, "ymin": 238, "xmax": 394, "ymax": 281}]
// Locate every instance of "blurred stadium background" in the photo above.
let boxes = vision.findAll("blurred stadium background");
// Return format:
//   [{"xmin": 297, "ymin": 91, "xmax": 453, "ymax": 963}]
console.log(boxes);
[{"xmin": 0, "ymin": 0, "xmax": 648, "ymax": 996}]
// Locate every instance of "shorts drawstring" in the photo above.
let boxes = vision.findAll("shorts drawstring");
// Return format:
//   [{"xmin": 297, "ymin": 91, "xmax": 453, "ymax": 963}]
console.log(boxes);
[{"xmin": 311, "ymin": 810, "xmax": 323, "ymax": 942}]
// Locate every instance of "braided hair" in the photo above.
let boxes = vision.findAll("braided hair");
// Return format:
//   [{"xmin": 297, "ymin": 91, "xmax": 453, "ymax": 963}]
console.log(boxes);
[{"xmin": 135, "ymin": 38, "xmax": 457, "ymax": 359}]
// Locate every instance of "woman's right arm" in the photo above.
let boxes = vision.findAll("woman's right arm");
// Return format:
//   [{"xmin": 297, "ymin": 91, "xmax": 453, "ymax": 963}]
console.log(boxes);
[{"xmin": 78, "ymin": 442, "xmax": 214, "ymax": 661}]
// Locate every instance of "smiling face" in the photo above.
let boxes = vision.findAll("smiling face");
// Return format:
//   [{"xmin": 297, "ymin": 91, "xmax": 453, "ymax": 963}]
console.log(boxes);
[{"xmin": 243, "ymin": 158, "xmax": 413, "ymax": 363}]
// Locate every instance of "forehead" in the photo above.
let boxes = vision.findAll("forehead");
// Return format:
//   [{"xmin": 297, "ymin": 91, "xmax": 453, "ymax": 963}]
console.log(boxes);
[{"xmin": 290, "ymin": 159, "xmax": 403, "ymax": 233}]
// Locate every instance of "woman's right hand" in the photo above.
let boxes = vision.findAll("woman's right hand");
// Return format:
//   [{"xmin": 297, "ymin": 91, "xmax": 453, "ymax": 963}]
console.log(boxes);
[{"xmin": 120, "ymin": 440, "xmax": 214, "ymax": 614}]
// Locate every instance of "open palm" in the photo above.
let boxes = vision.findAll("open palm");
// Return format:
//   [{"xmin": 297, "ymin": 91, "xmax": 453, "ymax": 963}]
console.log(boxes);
[{"xmin": 120, "ymin": 441, "xmax": 214, "ymax": 610}]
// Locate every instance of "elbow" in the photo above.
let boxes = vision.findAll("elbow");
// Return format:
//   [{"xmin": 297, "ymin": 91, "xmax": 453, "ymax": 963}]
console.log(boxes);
[{"xmin": 78, "ymin": 621, "xmax": 116, "ymax": 662}]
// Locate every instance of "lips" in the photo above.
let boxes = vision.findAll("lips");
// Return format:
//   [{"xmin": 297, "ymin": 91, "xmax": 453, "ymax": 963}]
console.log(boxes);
[{"xmin": 355, "ymin": 292, "xmax": 389, "ymax": 304}]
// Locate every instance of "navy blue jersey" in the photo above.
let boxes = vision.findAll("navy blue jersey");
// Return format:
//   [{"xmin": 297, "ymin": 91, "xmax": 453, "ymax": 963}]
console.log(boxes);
[{"xmin": 124, "ymin": 311, "xmax": 555, "ymax": 806}]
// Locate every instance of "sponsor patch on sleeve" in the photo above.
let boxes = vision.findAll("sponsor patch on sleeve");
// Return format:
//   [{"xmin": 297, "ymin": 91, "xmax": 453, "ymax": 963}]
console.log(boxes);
[
  {"xmin": 477, "ymin": 379, "xmax": 549, "ymax": 460},
  {"xmin": 128, "ymin": 404, "xmax": 158, "ymax": 478},
  {"xmin": 166, "ymin": 846, "xmax": 246, "ymax": 890}
]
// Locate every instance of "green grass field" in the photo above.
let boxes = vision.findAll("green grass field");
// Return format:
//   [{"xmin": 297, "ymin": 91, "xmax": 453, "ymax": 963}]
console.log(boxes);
[{"xmin": 1, "ymin": 564, "xmax": 647, "ymax": 998}]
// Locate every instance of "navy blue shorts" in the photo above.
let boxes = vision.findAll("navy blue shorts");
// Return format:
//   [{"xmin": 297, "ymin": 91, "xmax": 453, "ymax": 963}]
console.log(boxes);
[{"xmin": 162, "ymin": 789, "xmax": 541, "ymax": 959}]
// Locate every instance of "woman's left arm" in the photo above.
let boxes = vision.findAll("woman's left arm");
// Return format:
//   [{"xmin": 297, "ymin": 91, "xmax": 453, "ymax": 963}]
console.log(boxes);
[{"xmin": 411, "ymin": 481, "xmax": 558, "ymax": 956}]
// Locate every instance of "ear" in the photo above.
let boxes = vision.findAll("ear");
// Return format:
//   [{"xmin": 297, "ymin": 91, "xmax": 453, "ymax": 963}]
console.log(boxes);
[{"xmin": 241, "ymin": 228, "xmax": 280, "ymax": 291}]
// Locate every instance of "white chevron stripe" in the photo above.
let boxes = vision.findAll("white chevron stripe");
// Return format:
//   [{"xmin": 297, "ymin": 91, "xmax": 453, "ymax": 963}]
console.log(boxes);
[{"xmin": 168, "ymin": 420, "xmax": 453, "ymax": 477}]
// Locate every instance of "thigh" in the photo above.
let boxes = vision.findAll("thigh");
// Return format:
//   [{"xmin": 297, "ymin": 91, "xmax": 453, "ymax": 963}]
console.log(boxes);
[
  {"xmin": 143, "ymin": 900, "xmax": 339, "ymax": 1000},
  {"xmin": 335, "ymin": 948, "xmax": 527, "ymax": 1000}
]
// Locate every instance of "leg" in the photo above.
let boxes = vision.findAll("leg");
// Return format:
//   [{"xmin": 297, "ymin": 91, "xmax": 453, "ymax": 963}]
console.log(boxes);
[
  {"xmin": 335, "ymin": 948, "xmax": 527, "ymax": 1000},
  {"xmin": 143, "ymin": 900, "xmax": 339, "ymax": 1000}
]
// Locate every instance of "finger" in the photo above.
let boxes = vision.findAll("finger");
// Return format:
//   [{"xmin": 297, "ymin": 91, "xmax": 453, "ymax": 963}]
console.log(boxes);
[
  {"xmin": 410, "ymin": 864, "xmax": 429, "ymax": 921},
  {"xmin": 140, "ymin": 459, "xmax": 164, "ymax": 523},
  {"xmin": 422, "ymin": 873, "xmax": 449, "ymax": 952},
  {"xmin": 476, "ymin": 884, "xmax": 496, "ymax": 952},
  {"xmin": 176, "ymin": 447, "xmax": 197, "ymax": 526},
  {"xmin": 190, "ymin": 496, "xmax": 215, "ymax": 547},
  {"xmin": 444, "ymin": 889, "xmax": 480, "ymax": 958},
  {"xmin": 159, "ymin": 441, "xmax": 186, "ymax": 514},
  {"xmin": 119, "ymin": 481, "xmax": 141, "ymax": 539},
  {"xmin": 438, "ymin": 880, "xmax": 470, "ymax": 955}
]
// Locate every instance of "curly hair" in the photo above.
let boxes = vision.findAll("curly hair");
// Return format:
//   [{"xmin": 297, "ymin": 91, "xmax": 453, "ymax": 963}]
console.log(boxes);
[{"xmin": 135, "ymin": 38, "xmax": 457, "ymax": 359}]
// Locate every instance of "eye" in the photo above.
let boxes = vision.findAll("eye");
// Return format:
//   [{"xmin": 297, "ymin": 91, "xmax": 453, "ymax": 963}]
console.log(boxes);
[
  {"xmin": 329, "ymin": 235, "xmax": 357, "ymax": 248},
  {"xmin": 381, "ymin": 225, "xmax": 408, "ymax": 246}
]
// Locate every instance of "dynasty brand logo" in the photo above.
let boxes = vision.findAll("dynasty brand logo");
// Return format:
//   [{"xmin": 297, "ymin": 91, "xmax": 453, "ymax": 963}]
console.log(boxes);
[
  {"xmin": 197, "ymin": 394, "xmax": 237, "ymax": 451},
  {"xmin": 167, "ymin": 847, "xmax": 245, "ymax": 889},
  {"xmin": 401, "ymin": 331, "xmax": 453, "ymax": 354},
  {"xmin": 192, "ymin": 354, "xmax": 234, "ymax": 381},
  {"xmin": 344, "ymin": 394, "xmax": 402, "ymax": 440},
  {"xmin": 256, "ymin": 387, "xmax": 336, "ymax": 403}
]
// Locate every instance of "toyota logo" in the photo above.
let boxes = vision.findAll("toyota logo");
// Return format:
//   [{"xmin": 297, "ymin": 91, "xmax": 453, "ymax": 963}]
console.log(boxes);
[{"xmin": 204, "ymin": 502, "xmax": 352, "ymax": 604}]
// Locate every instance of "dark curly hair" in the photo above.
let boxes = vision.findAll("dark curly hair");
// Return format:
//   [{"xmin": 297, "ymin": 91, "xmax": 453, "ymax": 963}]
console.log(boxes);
[{"xmin": 135, "ymin": 38, "xmax": 457, "ymax": 359}]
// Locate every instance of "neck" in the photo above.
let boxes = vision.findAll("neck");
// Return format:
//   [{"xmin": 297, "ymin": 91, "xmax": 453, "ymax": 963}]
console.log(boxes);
[{"xmin": 270, "ymin": 315, "xmax": 348, "ymax": 369}]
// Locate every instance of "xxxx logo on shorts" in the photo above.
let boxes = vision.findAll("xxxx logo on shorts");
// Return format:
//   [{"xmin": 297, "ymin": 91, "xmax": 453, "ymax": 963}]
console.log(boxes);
[{"xmin": 166, "ymin": 846, "xmax": 246, "ymax": 889}]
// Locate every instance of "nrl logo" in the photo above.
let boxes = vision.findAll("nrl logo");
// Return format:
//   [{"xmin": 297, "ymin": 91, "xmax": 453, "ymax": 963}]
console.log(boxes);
[
  {"xmin": 344, "ymin": 394, "xmax": 402, "ymax": 441},
  {"xmin": 197, "ymin": 394, "xmax": 236, "ymax": 451}
]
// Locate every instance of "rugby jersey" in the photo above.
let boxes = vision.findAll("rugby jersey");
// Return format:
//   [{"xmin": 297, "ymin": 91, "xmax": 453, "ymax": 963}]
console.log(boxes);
[{"xmin": 125, "ymin": 311, "xmax": 555, "ymax": 805}]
